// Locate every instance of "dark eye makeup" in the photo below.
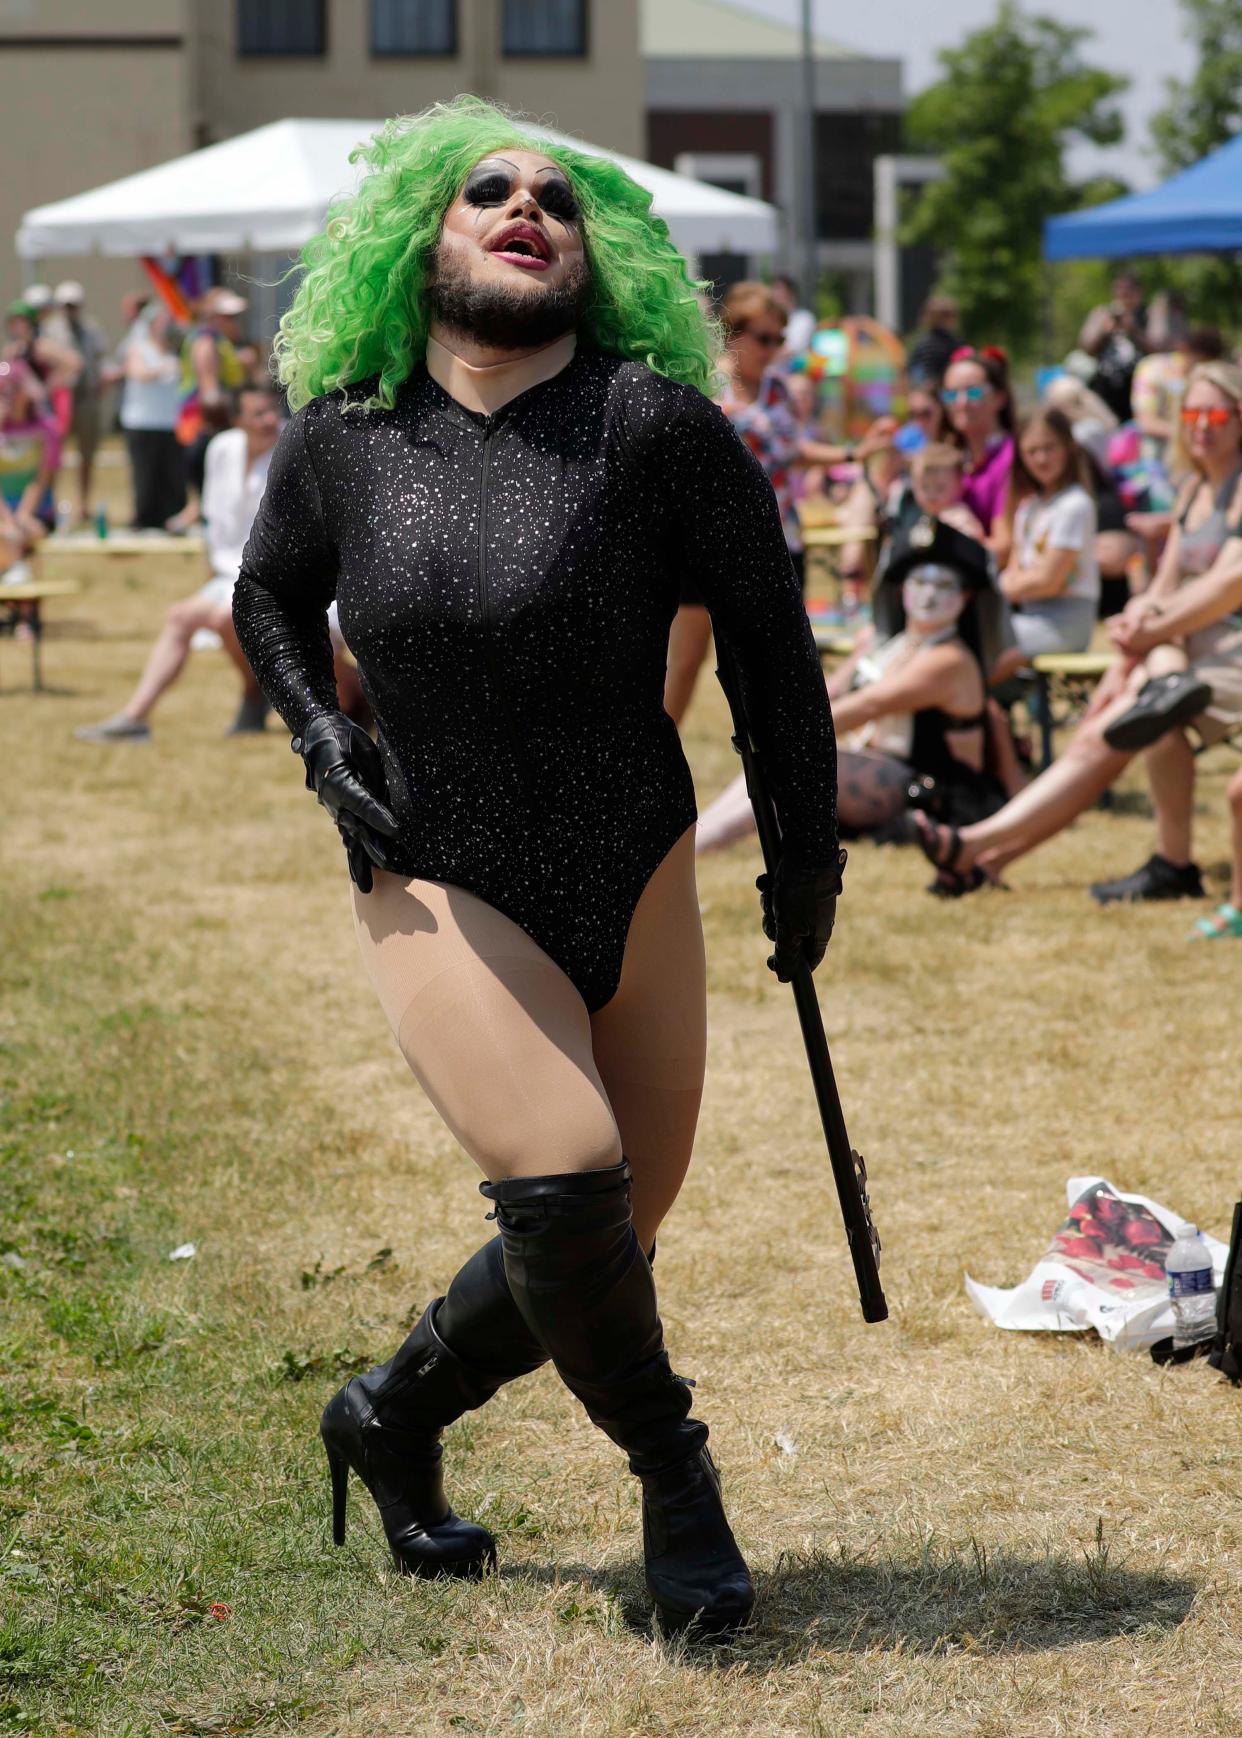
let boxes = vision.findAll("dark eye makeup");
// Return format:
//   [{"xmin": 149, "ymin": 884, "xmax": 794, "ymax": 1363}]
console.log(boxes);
[{"xmin": 462, "ymin": 166, "xmax": 580, "ymax": 223}]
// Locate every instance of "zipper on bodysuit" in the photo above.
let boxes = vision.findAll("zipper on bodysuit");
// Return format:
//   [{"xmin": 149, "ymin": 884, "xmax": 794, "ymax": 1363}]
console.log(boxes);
[{"xmin": 476, "ymin": 417, "xmax": 533, "ymax": 801}]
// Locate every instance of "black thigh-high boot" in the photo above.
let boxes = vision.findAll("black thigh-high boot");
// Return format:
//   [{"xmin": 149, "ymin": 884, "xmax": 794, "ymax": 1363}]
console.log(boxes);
[
  {"xmin": 321, "ymin": 1235, "xmax": 546, "ymax": 1578},
  {"xmin": 479, "ymin": 1159, "xmax": 754, "ymax": 1636}
]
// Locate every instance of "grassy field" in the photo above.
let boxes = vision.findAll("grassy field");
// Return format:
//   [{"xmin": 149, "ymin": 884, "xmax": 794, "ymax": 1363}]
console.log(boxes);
[{"xmin": 3, "ymin": 497, "xmax": 1242, "ymax": 1736}]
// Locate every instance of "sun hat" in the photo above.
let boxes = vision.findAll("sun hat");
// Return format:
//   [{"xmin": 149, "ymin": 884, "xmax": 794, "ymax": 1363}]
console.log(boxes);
[
  {"xmin": 199, "ymin": 286, "xmax": 248, "ymax": 317},
  {"xmin": 53, "ymin": 280, "xmax": 85, "ymax": 305}
]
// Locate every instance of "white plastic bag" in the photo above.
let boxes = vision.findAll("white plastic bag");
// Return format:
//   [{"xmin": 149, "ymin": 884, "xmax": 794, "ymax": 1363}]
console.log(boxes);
[{"xmin": 966, "ymin": 1176, "xmax": 1228, "ymax": 1352}]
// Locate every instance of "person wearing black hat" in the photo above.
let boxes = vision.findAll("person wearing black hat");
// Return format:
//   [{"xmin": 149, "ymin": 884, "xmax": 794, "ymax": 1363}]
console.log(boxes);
[{"xmin": 697, "ymin": 516, "xmax": 1007, "ymax": 851}]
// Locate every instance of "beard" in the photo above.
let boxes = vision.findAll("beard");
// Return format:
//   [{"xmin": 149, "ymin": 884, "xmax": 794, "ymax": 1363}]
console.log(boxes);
[{"xmin": 428, "ymin": 244, "xmax": 591, "ymax": 349}]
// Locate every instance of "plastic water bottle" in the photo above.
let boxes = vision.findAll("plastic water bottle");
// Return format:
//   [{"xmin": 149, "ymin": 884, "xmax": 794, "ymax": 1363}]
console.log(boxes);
[
  {"xmin": 94, "ymin": 502, "xmax": 109, "ymax": 540},
  {"xmin": 1166, "ymin": 1224, "xmax": 1216, "ymax": 1351}
]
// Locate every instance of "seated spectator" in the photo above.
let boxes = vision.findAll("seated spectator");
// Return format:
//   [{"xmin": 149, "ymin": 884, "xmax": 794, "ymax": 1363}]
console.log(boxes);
[
  {"xmin": 0, "ymin": 359, "xmax": 58, "ymax": 581},
  {"xmin": 890, "ymin": 442, "xmax": 986, "ymax": 548},
  {"xmin": 663, "ymin": 282, "xmax": 893, "ymax": 724},
  {"xmin": 1043, "ymin": 374, "xmax": 1117, "ymax": 469},
  {"xmin": 1130, "ymin": 325, "xmax": 1226, "ymax": 480},
  {"xmin": 943, "ymin": 347, "xmax": 1015, "ymax": 559},
  {"xmin": 998, "ymin": 408, "xmax": 1099, "ymax": 662},
  {"xmin": 697, "ymin": 522, "xmax": 1006, "ymax": 850},
  {"xmin": 1189, "ymin": 764, "xmax": 1242, "ymax": 940},
  {"xmin": 1041, "ymin": 374, "xmax": 1138, "ymax": 615},
  {"xmin": 904, "ymin": 380, "xmax": 951, "ymax": 446},
  {"xmin": 76, "ymin": 385, "xmax": 282, "ymax": 741},
  {"xmin": 913, "ymin": 363, "xmax": 1242, "ymax": 899}
]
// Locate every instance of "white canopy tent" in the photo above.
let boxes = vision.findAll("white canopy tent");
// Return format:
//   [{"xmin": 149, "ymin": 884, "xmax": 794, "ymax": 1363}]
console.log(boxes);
[{"xmin": 17, "ymin": 117, "xmax": 780, "ymax": 264}]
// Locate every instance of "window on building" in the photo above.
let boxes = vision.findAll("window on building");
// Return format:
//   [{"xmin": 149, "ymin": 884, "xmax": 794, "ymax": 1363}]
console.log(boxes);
[
  {"xmin": 814, "ymin": 111, "xmax": 903, "ymax": 241},
  {"xmin": 237, "ymin": 0, "xmax": 326, "ymax": 56},
  {"xmin": 502, "ymin": 0, "xmax": 587, "ymax": 57},
  {"xmin": 371, "ymin": 0, "xmax": 457, "ymax": 56}
]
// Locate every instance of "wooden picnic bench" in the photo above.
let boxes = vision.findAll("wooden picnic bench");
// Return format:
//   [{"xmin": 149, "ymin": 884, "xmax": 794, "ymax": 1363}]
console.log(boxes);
[
  {"xmin": 0, "ymin": 579, "xmax": 82, "ymax": 692},
  {"xmin": 810, "ymin": 624, "xmax": 859, "ymax": 661},
  {"xmin": 38, "ymin": 531, "xmax": 207, "ymax": 593},
  {"xmin": 1029, "ymin": 650, "xmax": 1117, "ymax": 770}
]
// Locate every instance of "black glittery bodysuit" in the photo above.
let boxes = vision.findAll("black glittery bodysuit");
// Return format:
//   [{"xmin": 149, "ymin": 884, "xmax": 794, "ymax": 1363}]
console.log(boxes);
[{"xmin": 232, "ymin": 348, "xmax": 838, "ymax": 1011}]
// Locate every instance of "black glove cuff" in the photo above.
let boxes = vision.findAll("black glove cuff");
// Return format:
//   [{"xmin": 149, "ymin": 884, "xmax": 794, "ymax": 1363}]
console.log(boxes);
[
  {"xmin": 779, "ymin": 844, "xmax": 847, "ymax": 896},
  {"xmin": 292, "ymin": 711, "xmax": 353, "ymax": 789}
]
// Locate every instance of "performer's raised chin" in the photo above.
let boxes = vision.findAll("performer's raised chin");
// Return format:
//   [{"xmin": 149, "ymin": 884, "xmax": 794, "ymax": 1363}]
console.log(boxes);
[{"xmin": 232, "ymin": 96, "xmax": 842, "ymax": 1640}]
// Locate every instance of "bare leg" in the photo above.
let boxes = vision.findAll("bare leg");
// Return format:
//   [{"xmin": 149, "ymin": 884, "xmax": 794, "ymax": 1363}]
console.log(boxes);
[
  {"xmin": 986, "ymin": 698, "xmax": 1027, "ymax": 798},
  {"xmin": 940, "ymin": 670, "xmax": 1152, "ymax": 874},
  {"xmin": 695, "ymin": 769, "xmax": 756, "ymax": 854},
  {"xmin": 1231, "ymin": 768, "xmax": 1242, "ymax": 908},
  {"xmin": 664, "ymin": 605, "xmax": 712, "ymax": 726},
  {"xmin": 352, "ymin": 874, "xmax": 622, "ymax": 1184},
  {"xmin": 209, "ymin": 602, "xmax": 264, "ymax": 701},
  {"xmin": 121, "ymin": 597, "xmax": 215, "ymax": 722},
  {"xmin": 590, "ymin": 827, "xmax": 705, "ymax": 1250},
  {"xmin": 1146, "ymin": 727, "xmax": 1196, "ymax": 867}
]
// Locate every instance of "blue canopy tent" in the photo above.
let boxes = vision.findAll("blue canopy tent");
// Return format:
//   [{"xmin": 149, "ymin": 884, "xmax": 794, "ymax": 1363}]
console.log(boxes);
[{"xmin": 1044, "ymin": 134, "xmax": 1242, "ymax": 260}]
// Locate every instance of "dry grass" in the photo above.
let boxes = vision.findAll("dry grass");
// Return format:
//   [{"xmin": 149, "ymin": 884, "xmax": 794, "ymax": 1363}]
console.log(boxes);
[{"xmin": 3, "ymin": 484, "xmax": 1242, "ymax": 1737}]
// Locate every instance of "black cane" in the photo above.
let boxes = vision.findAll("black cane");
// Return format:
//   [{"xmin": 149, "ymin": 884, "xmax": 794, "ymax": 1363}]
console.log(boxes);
[{"xmin": 715, "ymin": 640, "xmax": 888, "ymax": 1324}]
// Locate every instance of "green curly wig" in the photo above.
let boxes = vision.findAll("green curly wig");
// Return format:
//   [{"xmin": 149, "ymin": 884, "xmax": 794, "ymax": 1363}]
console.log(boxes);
[{"xmin": 274, "ymin": 95, "xmax": 721, "ymax": 411}]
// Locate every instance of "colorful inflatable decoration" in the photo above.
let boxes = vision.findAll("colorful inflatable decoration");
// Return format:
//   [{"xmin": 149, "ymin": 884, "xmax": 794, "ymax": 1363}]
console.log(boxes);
[{"xmin": 788, "ymin": 316, "xmax": 906, "ymax": 441}]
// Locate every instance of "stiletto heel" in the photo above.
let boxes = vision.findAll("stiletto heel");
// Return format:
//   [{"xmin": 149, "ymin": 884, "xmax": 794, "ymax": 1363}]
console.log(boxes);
[
  {"xmin": 326, "ymin": 1441, "xmax": 348, "ymax": 1546},
  {"xmin": 318, "ymin": 1302, "xmax": 499, "ymax": 1580}
]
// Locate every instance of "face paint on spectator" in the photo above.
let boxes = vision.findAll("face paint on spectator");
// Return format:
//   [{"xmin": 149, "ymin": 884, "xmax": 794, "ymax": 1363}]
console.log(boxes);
[{"xmin": 902, "ymin": 563, "xmax": 965, "ymax": 633}]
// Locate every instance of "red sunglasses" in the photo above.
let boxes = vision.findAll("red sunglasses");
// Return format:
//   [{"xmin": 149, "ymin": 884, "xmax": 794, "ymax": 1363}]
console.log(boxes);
[{"xmin": 1181, "ymin": 406, "xmax": 1236, "ymax": 428}]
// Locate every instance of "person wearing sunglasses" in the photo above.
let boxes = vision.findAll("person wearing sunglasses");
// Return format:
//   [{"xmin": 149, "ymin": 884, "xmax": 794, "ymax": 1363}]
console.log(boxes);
[
  {"xmin": 942, "ymin": 348, "xmax": 1015, "ymax": 560},
  {"xmin": 232, "ymin": 98, "xmax": 846, "ymax": 1639},
  {"xmin": 664, "ymin": 279, "xmax": 894, "ymax": 722},
  {"xmin": 913, "ymin": 362, "xmax": 1242, "ymax": 903}
]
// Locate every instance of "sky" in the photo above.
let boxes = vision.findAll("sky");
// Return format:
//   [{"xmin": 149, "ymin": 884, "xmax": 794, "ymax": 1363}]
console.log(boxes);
[{"xmin": 739, "ymin": 0, "xmax": 1195, "ymax": 188}]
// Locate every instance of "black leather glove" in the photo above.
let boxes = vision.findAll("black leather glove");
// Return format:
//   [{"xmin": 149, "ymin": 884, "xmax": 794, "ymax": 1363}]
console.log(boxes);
[
  {"xmin": 756, "ymin": 846, "xmax": 846, "ymax": 981},
  {"xmin": 292, "ymin": 711, "xmax": 400, "ymax": 895}
]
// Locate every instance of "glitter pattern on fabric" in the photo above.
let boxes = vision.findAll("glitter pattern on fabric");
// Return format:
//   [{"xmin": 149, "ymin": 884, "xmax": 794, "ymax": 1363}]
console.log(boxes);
[{"xmin": 233, "ymin": 348, "xmax": 838, "ymax": 1010}]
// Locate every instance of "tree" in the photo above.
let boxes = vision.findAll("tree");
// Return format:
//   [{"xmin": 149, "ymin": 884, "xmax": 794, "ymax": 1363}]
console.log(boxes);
[
  {"xmin": 1150, "ymin": 0, "xmax": 1242, "ymax": 174},
  {"xmin": 1145, "ymin": 0, "xmax": 1242, "ymax": 333},
  {"xmin": 902, "ymin": 2, "xmax": 1126, "ymax": 355}
]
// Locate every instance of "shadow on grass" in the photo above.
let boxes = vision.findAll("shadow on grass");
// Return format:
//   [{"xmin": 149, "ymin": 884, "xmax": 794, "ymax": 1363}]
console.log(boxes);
[
  {"xmin": 506, "ymin": 1537, "xmax": 1196, "ymax": 1665},
  {"xmin": 735, "ymin": 1545, "xmax": 1196, "ymax": 1664}
]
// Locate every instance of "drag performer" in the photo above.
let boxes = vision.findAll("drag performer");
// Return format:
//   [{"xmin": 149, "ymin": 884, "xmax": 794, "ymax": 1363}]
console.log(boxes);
[{"xmin": 233, "ymin": 97, "xmax": 842, "ymax": 1638}]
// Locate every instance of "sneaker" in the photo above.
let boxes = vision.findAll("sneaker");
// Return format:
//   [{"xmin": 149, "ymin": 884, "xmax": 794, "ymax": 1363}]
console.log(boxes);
[
  {"xmin": 74, "ymin": 714, "xmax": 151, "ymax": 744},
  {"xmin": 1090, "ymin": 853, "xmax": 1205, "ymax": 905},
  {"xmin": 1102, "ymin": 673, "xmax": 1213, "ymax": 753}
]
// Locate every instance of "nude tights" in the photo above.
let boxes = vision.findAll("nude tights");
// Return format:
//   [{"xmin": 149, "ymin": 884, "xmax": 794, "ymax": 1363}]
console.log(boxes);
[{"xmin": 350, "ymin": 826, "xmax": 706, "ymax": 1252}]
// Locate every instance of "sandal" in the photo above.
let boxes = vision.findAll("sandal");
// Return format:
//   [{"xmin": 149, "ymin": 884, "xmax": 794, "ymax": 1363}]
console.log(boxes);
[
  {"xmin": 927, "ymin": 866, "xmax": 987, "ymax": 899},
  {"xmin": 913, "ymin": 813, "xmax": 967, "ymax": 875},
  {"xmin": 1189, "ymin": 902, "xmax": 1242, "ymax": 941}
]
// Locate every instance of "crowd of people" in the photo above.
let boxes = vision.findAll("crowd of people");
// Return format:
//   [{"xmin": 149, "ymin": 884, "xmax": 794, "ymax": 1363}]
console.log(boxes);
[
  {"xmin": 693, "ymin": 275, "xmax": 1242, "ymax": 944},
  {"xmin": 8, "ymin": 256, "xmax": 1242, "ymax": 940}
]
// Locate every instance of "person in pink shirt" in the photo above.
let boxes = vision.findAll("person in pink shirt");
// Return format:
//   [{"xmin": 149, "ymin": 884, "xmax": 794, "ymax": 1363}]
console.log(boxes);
[{"xmin": 942, "ymin": 346, "xmax": 1015, "ymax": 560}]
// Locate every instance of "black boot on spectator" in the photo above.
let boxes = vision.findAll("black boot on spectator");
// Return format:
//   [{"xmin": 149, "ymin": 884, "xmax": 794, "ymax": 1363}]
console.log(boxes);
[
  {"xmin": 1090, "ymin": 854, "xmax": 1205, "ymax": 905},
  {"xmin": 481, "ymin": 1160, "xmax": 754, "ymax": 1638},
  {"xmin": 226, "ymin": 692, "xmax": 271, "ymax": 735}
]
